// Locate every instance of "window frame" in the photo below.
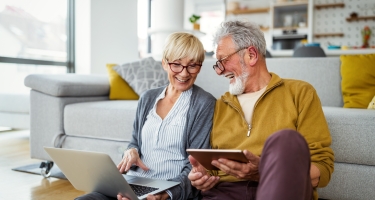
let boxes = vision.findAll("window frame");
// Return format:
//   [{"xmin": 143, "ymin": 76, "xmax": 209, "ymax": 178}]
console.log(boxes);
[{"xmin": 0, "ymin": 0, "xmax": 75, "ymax": 73}]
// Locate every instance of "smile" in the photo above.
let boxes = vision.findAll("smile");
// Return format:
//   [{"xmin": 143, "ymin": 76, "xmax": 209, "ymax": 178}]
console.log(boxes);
[
  {"xmin": 225, "ymin": 74, "xmax": 235, "ymax": 80},
  {"xmin": 176, "ymin": 77, "xmax": 189, "ymax": 83}
]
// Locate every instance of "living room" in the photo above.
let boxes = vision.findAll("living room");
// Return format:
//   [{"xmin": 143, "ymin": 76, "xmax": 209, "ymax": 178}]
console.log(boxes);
[{"xmin": 0, "ymin": 0, "xmax": 375, "ymax": 199}]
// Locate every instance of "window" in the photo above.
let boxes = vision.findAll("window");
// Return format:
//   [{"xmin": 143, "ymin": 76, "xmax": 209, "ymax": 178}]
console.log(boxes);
[
  {"xmin": 138, "ymin": 0, "xmax": 151, "ymax": 58},
  {"xmin": 0, "ymin": 0, "xmax": 74, "ymax": 93},
  {"xmin": 194, "ymin": 0, "xmax": 225, "ymax": 54}
]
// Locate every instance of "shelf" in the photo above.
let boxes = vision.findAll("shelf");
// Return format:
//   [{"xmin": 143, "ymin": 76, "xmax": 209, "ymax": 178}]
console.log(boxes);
[
  {"xmin": 226, "ymin": 7, "xmax": 269, "ymax": 15},
  {"xmin": 260, "ymin": 27, "xmax": 270, "ymax": 32},
  {"xmin": 273, "ymin": 1, "xmax": 308, "ymax": 8},
  {"xmin": 314, "ymin": 33, "xmax": 344, "ymax": 38},
  {"xmin": 315, "ymin": 3, "xmax": 345, "ymax": 9},
  {"xmin": 346, "ymin": 16, "xmax": 375, "ymax": 22}
]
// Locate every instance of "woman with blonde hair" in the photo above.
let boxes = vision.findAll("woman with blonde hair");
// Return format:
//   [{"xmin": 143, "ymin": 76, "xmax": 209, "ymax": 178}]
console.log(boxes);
[{"xmin": 76, "ymin": 32, "xmax": 215, "ymax": 200}]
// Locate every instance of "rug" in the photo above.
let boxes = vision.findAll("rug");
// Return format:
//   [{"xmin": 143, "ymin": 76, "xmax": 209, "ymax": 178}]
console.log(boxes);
[{"xmin": 12, "ymin": 163, "xmax": 67, "ymax": 179}]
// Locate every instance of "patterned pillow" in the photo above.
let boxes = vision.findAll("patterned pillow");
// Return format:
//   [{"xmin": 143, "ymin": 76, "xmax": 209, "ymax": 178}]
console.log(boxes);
[{"xmin": 113, "ymin": 57, "xmax": 169, "ymax": 95}]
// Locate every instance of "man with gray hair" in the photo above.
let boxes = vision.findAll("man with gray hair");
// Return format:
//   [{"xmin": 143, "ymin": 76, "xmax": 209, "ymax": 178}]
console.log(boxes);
[{"xmin": 188, "ymin": 20, "xmax": 334, "ymax": 200}]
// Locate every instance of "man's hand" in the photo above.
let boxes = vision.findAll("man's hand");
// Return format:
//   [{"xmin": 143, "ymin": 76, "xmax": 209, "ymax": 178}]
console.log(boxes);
[
  {"xmin": 117, "ymin": 148, "xmax": 149, "ymax": 173},
  {"xmin": 188, "ymin": 155, "xmax": 219, "ymax": 191},
  {"xmin": 310, "ymin": 163, "xmax": 320, "ymax": 187},
  {"xmin": 117, "ymin": 192, "xmax": 169, "ymax": 200},
  {"xmin": 211, "ymin": 150, "xmax": 260, "ymax": 181}
]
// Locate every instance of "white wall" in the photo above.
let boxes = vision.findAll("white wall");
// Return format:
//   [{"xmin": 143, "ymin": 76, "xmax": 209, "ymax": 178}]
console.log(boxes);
[
  {"xmin": 313, "ymin": 0, "xmax": 375, "ymax": 48},
  {"xmin": 75, "ymin": 0, "xmax": 139, "ymax": 74},
  {"xmin": 149, "ymin": 0, "xmax": 184, "ymax": 60}
]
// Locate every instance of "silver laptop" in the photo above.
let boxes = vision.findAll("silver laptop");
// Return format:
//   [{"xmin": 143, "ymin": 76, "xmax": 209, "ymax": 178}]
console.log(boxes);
[{"xmin": 44, "ymin": 147, "xmax": 179, "ymax": 200}]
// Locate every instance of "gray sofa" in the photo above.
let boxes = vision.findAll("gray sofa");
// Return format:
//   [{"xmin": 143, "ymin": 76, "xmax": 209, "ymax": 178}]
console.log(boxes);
[{"xmin": 25, "ymin": 57, "xmax": 375, "ymax": 200}]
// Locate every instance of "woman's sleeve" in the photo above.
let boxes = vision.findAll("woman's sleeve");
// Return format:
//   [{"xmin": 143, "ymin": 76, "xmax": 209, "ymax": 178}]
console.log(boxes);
[{"xmin": 127, "ymin": 94, "xmax": 146, "ymax": 155}]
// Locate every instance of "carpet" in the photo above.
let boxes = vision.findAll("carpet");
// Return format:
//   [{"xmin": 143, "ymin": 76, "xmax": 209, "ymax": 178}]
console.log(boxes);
[{"xmin": 12, "ymin": 163, "xmax": 67, "ymax": 179}]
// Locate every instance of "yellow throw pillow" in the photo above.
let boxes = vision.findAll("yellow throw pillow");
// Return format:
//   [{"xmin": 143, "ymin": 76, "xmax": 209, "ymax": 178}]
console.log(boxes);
[
  {"xmin": 368, "ymin": 96, "xmax": 375, "ymax": 109},
  {"xmin": 106, "ymin": 64, "xmax": 139, "ymax": 100},
  {"xmin": 341, "ymin": 54, "xmax": 375, "ymax": 108}
]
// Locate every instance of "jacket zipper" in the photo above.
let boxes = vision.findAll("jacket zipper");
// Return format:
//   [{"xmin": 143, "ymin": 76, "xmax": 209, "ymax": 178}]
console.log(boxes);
[
  {"xmin": 223, "ymin": 99, "xmax": 252, "ymax": 137},
  {"xmin": 222, "ymin": 80, "xmax": 283, "ymax": 137}
]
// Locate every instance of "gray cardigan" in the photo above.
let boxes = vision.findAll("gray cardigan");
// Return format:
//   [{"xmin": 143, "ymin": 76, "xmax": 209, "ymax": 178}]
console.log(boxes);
[{"xmin": 127, "ymin": 84, "xmax": 216, "ymax": 200}]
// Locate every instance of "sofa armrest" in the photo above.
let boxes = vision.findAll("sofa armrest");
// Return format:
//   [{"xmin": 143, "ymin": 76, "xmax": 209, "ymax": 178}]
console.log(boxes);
[{"xmin": 24, "ymin": 74, "xmax": 109, "ymax": 97}]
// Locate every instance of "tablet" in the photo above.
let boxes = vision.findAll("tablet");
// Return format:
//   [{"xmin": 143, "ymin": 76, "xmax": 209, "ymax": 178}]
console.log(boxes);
[{"xmin": 186, "ymin": 149, "xmax": 248, "ymax": 170}]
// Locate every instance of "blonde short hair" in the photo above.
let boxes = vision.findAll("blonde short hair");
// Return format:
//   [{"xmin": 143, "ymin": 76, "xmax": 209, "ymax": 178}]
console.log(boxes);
[{"xmin": 162, "ymin": 32, "xmax": 205, "ymax": 64}]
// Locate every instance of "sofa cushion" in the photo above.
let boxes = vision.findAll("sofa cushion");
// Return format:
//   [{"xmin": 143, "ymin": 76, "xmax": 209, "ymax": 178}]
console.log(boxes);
[
  {"xmin": 113, "ymin": 57, "xmax": 169, "ymax": 95},
  {"xmin": 64, "ymin": 101, "xmax": 138, "ymax": 141},
  {"xmin": 266, "ymin": 57, "xmax": 343, "ymax": 107},
  {"xmin": 323, "ymin": 106, "xmax": 375, "ymax": 166},
  {"xmin": 25, "ymin": 74, "xmax": 109, "ymax": 97},
  {"xmin": 341, "ymin": 54, "xmax": 375, "ymax": 108},
  {"xmin": 106, "ymin": 64, "xmax": 139, "ymax": 100}
]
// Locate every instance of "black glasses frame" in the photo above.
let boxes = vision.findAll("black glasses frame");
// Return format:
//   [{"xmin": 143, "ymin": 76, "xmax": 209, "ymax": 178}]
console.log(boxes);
[
  {"xmin": 212, "ymin": 47, "xmax": 247, "ymax": 74},
  {"xmin": 167, "ymin": 62, "xmax": 202, "ymax": 74}
]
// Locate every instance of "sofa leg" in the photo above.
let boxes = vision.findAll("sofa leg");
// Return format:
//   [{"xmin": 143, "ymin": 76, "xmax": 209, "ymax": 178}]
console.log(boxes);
[{"xmin": 39, "ymin": 161, "xmax": 54, "ymax": 178}]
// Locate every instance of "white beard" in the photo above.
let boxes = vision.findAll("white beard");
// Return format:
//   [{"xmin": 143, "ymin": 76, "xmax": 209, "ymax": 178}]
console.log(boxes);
[{"xmin": 229, "ymin": 72, "xmax": 248, "ymax": 95}]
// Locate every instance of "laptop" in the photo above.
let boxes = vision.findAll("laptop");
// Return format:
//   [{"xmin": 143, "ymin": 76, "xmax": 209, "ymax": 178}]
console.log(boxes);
[{"xmin": 44, "ymin": 147, "xmax": 180, "ymax": 200}]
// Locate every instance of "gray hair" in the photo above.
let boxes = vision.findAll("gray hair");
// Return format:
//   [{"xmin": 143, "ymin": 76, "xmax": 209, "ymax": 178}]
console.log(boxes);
[{"xmin": 213, "ymin": 20, "xmax": 267, "ymax": 57}]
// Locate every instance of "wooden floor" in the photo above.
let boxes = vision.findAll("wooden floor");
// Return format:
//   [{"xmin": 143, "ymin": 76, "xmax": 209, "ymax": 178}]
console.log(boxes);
[{"xmin": 0, "ymin": 129, "xmax": 85, "ymax": 200}]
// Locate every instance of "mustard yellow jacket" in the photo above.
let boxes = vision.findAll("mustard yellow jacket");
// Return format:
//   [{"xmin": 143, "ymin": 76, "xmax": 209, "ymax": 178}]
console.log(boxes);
[{"xmin": 210, "ymin": 73, "xmax": 334, "ymax": 200}]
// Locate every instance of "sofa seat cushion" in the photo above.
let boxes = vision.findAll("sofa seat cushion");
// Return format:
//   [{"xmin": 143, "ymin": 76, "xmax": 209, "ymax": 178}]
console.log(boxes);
[
  {"xmin": 64, "ymin": 100, "xmax": 138, "ymax": 141},
  {"xmin": 323, "ymin": 106, "xmax": 375, "ymax": 166}
]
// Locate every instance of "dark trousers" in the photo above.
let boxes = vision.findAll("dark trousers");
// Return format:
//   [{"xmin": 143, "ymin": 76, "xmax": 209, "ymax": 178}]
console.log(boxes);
[{"xmin": 202, "ymin": 129, "xmax": 313, "ymax": 200}]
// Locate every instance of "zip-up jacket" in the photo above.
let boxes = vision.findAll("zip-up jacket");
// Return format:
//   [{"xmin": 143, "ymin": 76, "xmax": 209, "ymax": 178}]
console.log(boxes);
[{"xmin": 209, "ymin": 73, "xmax": 334, "ymax": 200}]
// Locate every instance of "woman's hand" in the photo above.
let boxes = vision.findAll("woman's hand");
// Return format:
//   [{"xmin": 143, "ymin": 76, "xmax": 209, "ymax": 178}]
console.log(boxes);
[
  {"xmin": 117, "ymin": 192, "xmax": 169, "ymax": 200},
  {"xmin": 117, "ymin": 148, "xmax": 149, "ymax": 173},
  {"xmin": 146, "ymin": 192, "xmax": 170, "ymax": 200}
]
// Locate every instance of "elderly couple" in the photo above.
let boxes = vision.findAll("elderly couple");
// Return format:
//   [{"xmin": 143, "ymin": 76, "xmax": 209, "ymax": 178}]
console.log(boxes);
[{"xmin": 76, "ymin": 20, "xmax": 334, "ymax": 200}]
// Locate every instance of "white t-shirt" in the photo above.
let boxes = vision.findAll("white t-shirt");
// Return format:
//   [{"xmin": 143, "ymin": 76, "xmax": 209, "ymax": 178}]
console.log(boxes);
[{"xmin": 237, "ymin": 86, "xmax": 267, "ymax": 124}]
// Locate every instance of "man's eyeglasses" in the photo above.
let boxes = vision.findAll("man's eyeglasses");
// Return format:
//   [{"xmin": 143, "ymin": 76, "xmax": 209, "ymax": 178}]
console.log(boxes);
[
  {"xmin": 167, "ymin": 62, "xmax": 202, "ymax": 74},
  {"xmin": 212, "ymin": 47, "xmax": 247, "ymax": 74}
]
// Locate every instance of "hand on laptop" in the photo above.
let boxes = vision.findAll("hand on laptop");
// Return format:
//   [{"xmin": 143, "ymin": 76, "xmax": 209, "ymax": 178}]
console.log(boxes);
[
  {"xmin": 188, "ymin": 155, "xmax": 220, "ymax": 191},
  {"xmin": 117, "ymin": 148, "xmax": 149, "ymax": 173},
  {"xmin": 117, "ymin": 191, "xmax": 170, "ymax": 200}
]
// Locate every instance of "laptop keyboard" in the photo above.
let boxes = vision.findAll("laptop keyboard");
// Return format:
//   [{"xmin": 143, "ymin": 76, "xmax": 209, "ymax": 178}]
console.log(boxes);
[{"xmin": 129, "ymin": 184, "xmax": 159, "ymax": 197}]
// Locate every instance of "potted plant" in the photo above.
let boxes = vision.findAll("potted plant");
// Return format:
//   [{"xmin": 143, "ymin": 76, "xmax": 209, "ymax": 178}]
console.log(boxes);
[{"xmin": 189, "ymin": 14, "xmax": 201, "ymax": 30}]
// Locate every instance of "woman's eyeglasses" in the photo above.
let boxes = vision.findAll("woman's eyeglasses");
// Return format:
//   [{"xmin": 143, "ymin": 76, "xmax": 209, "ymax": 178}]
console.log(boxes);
[{"xmin": 167, "ymin": 62, "xmax": 202, "ymax": 74}]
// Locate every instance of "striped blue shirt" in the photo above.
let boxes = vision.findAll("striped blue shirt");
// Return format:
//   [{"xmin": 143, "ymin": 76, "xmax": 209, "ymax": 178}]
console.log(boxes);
[{"xmin": 127, "ymin": 87, "xmax": 192, "ymax": 181}]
